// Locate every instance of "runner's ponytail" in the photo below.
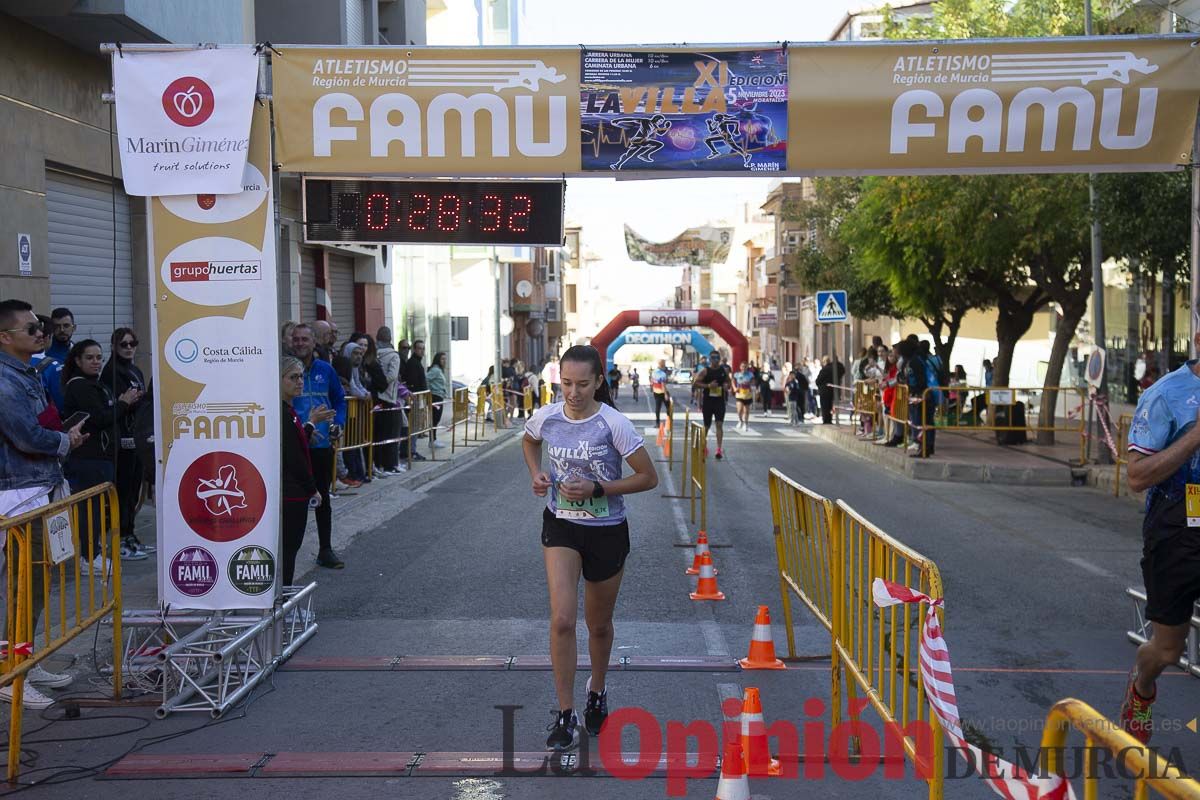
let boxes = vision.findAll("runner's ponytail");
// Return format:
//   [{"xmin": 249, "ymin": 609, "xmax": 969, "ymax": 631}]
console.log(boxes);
[{"xmin": 561, "ymin": 345, "xmax": 616, "ymax": 409}]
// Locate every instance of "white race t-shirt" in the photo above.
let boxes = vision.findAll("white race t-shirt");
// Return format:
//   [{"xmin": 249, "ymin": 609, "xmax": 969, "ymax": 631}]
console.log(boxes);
[{"xmin": 525, "ymin": 402, "xmax": 644, "ymax": 526}]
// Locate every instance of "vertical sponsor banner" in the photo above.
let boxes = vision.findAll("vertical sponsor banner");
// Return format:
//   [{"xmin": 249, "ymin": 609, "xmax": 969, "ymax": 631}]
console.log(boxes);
[
  {"xmin": 788, "ymin": 37, "xmax": 1200, "ymax": 174},
  {"xmin": 580, "ymin": 47, "xmax": 787, "ymax": 173},
  {"xmin": 113, "ymin": 48, "xmax": 259, "ymax": 195},
  {"xmin": 271, "ymin": 47, "xmax": 580, "ymax": 175},
  {"xmin": 149, "ymin": 102, "xmax": 279, "ymax": 610}
]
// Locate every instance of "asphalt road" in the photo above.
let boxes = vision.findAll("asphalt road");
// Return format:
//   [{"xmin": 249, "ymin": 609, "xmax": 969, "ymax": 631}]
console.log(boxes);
[{"xmin": 12, "ymin": 384, "xmax": 1198, "ymax": 800}]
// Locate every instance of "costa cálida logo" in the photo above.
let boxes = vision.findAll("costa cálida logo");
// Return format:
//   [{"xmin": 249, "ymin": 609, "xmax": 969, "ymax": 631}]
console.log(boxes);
[
  {"xmin": 170, "ymin": 260, "xmax": 262, "ymax": 282},
  {"xmin": 178, "ymin": 452, "xmax": 267, "ymax": 542},
  {"xmin": 163, "ymin": 76, "xmax": 215, "ymax": 127}
]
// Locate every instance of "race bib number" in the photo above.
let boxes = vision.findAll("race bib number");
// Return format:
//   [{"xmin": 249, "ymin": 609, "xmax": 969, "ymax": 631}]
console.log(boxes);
[
  {"xmin": 555, "ymin": 493, "xmax": 609, "ymax": 520},
  {"xmin": 707, "ymin": 384, "xmax": 723, "ymax": 397},
  {"xmin": 1187, "ymin": 484, "xmax": 1200, "ymax": 527},
  {"xmin": 46, "ymin": 509, "xmax": 75, "ymax": 565}
]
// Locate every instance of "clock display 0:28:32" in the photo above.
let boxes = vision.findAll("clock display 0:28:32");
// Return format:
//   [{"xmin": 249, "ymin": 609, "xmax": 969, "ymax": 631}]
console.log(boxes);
[{"xmin": 303, "ymin": 179, "xmax": 564, "ymax": 245}]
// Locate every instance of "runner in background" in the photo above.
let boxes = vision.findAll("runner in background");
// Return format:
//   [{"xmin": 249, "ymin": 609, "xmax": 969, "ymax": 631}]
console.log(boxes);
[
  {"xmin": 733, "ymin": 361, "xmax": 755, "ymax": 432},
  {"xmin": 630, "ymin": 367, "xmax": 640, "ymax": 402},
  {"xmin": 607, "ymin": 364, "xmax": 622, "ymax": 402},
  {"xmin": 693, "ymin": 351, "xmax": 732, "ymax": 460},
  {"xmin": 522, "ymin": 345, "xmax": 659, "ymax": 751},
  {"xmin": 651, "ymin": 359, "xmax": 670, "ymax": 427}
]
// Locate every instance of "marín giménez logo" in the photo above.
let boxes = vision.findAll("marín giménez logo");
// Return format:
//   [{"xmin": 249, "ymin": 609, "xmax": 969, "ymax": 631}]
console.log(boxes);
[{"xmin": 162, "ymin": 76, "xmax": 215, "ymax": 127}]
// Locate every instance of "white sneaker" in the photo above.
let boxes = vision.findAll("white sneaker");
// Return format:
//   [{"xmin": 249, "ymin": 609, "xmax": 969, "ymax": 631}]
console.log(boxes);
[
  {"xmin": 120, "ymin": 543, "xmax": 149, "ymax": 561},
  {"xmin": 0, "ymin": 683, "xmax": 54, "ymax": 709},
  {"xmin": 432, "ymin": 441, "xmax": 448, "ymax": 449},
  {"xmin": 372, "ymin": 467, "xmax": 391, "ymax": 479},
  {"xmin": 906, "ymin": 443, "xmax": 921, "ymax": 453},
  {"xmin": 389, "ymin": 464, "xmax": 408, "ymax": 474},
  {"xmin": 28, "ymin": 664, "xmax": 72, "ymax": 689},
  {"xmin": 78, "ymin": 554, "xmax": 112, "ymax": 578}
]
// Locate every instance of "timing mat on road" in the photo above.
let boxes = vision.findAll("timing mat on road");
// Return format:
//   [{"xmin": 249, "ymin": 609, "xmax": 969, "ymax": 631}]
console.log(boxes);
[{"xmin": 278, "ymin": 654, "xmax": 743, "ymax": 671}]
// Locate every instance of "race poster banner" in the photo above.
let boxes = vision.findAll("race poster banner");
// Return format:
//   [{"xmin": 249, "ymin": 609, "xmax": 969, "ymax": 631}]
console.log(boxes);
[
  {"xmin": 271, "ymin": 47, "xmax": 580, "ymax": 175},
  {"xmin": 581, "ymin": 47, "xmax": 787, "ymax": 172},
  {"xmin": 148, "ymin": 101, "xmax": 280, "ymax": 610},
  {"xmin": 113, "ymin": 48, "xmax": 258, "ymax": 196},
  {"xmin": 788, "ymin": 37, "xmax": 1200, "ymax": 174},
  {"xmin": 625, "ymin": 223, "xmax": 733, "ymax": 266}
]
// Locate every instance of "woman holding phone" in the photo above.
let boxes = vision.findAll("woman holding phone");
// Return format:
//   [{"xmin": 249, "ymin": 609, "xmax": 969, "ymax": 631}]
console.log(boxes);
[
  {"xmin": 62, "ymin": 339, "xmax": 143, "ymax": 571},
  {"xmin": 522, "ymin": 345, "xmax": 658, "ymax": 751},
  {"xmin": 279, "ymin": 356, "xmax": 333, "ymax": 587}
]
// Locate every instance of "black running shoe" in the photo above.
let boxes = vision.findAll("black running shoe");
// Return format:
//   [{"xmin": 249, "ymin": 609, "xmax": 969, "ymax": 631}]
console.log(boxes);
[
  {"xmin": 316, "ymin": 548, "xmax": 345, "ymax": 569},
  {"xmin": 545, "ymin": 709, "xmax": 579, "ymax": 751},
  {"xmin": 584, "ymin": 682, "xmax": 608, "ymax": 736}
]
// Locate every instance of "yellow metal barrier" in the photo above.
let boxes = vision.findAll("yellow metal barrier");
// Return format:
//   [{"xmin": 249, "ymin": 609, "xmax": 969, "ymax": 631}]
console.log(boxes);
[
  {"xmin": 687, "ymin": 421, "xmax": 707, "ymax": 529},
  {"xmin": 405, "ymin": 390, "xmax": 435, "ymax": 467},
  {"xmin": 332, "ymin": 395, "xmax": 375, "ymax": 483},
  {"xmin": 1040, "ymin": 698, "xmax": 1200, "ymax": 799},
  {"xmin": 450, "ymin": 387, "xmax": 471, "ymax": 453},
  {"xmin": 491, "ymin": 384, "xmax": 508, "ymax": 431},
  {"xmin": 1, "ymin": 483, "xmax": 123, "ymax": 781},
  {"xmin": 663, "ymin": 397, "xmax": 674, "ymax": 466},
  {"xmin": 475, "ymin": 385, "xmax": 488, "ymax": 440},
  {"xmin": 523, "ymin": 386, "xmax": 534, "ymax": 417},
  {"xmin": 540, "ymin": 381, "xmax": 551, "ymax": 406},
  {"xmin": 832, "ymin": 499, "xmax": 945, "ymax": 798},
  {"xmin": 919, "ymin": 385, "xmax": 1088, "ymax": 461},
  {"xmin": 768, "ymin": 469, "xmax": 836, "ymax": 646},
  {"xmin": 1114, "ymin": 413, "xmax": 1132, "ymax": 497}
]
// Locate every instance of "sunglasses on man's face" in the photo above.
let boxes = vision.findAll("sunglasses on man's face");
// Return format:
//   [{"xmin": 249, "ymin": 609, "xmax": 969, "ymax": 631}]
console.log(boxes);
[
  {"xmin": 2, "ymin": 323, "xmax": 42, "ymax": 337},
  {"xmin": 119, "ymin": 339, "xmax": 138, "ymax": 348}
]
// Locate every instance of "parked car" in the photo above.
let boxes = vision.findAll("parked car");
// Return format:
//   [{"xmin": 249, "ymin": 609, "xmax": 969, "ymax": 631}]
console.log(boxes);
[{"xmin": 670, "ymin": 368, "xmax": 693, "ymax": 385}]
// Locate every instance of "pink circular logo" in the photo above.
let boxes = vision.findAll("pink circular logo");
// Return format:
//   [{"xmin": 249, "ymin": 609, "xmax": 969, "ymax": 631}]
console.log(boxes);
[{"xmin": 162, "ymin": 76, "xmax": 214, "ymax": 127}]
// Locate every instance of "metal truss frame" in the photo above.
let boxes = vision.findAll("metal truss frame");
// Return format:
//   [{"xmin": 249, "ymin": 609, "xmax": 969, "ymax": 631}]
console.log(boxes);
[
  {"xmin": 116, "ymin": 583, "xmax": 318, "ymax": 717},
  {"xmin": 1126, "ymin": 586, "xmax": 1200, "ymax": 678}
]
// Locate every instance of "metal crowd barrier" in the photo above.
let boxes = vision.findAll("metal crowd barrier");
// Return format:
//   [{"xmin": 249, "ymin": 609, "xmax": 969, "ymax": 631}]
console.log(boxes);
[
  {"xmin": 1040, "ymin": 698, "xmax": 1200, "ymax": 798},
  {"xmin": 830, "ymin": 383, "xmax": 858, "ymax": 424},
  {"xmin": 687, "ymin": 420, "xmax": 707, "ymax": 529},
  {"xmin": 1114, "ymin": 413, "xmax": 1132, "ymax": 497},
  {"xmin": 333, "ymin": 395, "xmax": 375, "ymax": 482},
  {"xmin": 449, "ymin": 387, "xmax": 473, "ymax": 453},
  {"xmin": 1126, "ymin": 588, "xmax": 1199, "ymax": 679},
  {"xmin": 1, "ymin": 483, "xmax": 123, "ymax": 781},
  {"xmin": 833, "ymin": 499, "xmax": 946, "ymax": 796},
  {"xmin": 919, "ymin": 385, "xmax": 1088, "ymax": 460},
  {"xmin": 405, "ymin": 390, "xmax": 436, "ymax": 468},
  {"xmin": 475, "ymin": 385, "xmax": 489, "ymax": 440},
  {"xmin": 491, "ymin": 384, "xmax": 508, "ymax": 430},
  {"xmin": 768, "ymin": 469, "xmax": 836, "ymax": 638}
]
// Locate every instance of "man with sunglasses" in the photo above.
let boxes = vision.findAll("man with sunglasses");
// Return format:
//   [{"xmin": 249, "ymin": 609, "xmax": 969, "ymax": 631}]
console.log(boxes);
[
  {"xmin": 40, "ymin": 307, "xmax": 75, "ymax": 412},
  {"xmin": 0, "ymin": 300, "xmax": 89, "ymax": 708}
]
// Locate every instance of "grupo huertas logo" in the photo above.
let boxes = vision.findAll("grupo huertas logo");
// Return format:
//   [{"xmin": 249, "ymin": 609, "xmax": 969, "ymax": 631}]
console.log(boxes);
[{"xmin": 161, "ymin": 237, "xmax": 264, "ymax": 305}]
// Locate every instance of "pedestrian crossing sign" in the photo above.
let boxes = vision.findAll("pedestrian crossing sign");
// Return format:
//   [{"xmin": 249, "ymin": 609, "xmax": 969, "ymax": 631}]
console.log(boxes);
[{"xmin": 816, "ymin": 290, "xmax": 848, "ymax": 323}]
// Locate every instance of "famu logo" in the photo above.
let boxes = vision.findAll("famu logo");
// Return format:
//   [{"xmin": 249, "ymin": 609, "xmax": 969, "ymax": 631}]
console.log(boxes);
[
  {"xmin": 228, "ymin": 545, "xmax": 275, "ymax": 595},
  {"xmin": 170, "ymin": 260, "xmax": 261, "ymax": 282},
  {"xmin": 172, "ymin": 402, "xmax": 267, "ymax": 441}
]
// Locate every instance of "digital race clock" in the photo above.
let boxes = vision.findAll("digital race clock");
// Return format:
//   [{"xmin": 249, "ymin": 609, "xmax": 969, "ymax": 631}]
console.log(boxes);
[{"xmin": 303, "ymin": 178, "xmax": 564, "ymax": 246}]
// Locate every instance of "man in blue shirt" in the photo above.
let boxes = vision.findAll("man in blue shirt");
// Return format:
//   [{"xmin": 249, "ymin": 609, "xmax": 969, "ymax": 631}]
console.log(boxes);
[
  {"xmin": 40, "ymin": 307, "xmax": 75, "ymax": 411},
  {"xmin": 1122, "ymin": 342, "xmax": 1200, "ymax": 744},
  {"xmin": 290, "ymin": 323, "xmax": 347, "ymax": 570}
]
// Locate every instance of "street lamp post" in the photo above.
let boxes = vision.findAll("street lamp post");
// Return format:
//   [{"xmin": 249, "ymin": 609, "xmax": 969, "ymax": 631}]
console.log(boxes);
[{"xmin": 1085, "ymin": 0, "xmax": 1111, "ymax": 464}]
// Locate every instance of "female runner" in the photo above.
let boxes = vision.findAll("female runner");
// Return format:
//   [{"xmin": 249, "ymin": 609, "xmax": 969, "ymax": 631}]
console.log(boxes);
[{"xmin": 522, "ymin": 345, "xmax": 659, "ymax": 750}]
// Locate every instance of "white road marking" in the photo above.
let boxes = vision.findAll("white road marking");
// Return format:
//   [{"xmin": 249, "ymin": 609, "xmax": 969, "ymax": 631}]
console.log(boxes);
[
  {"xmin": 731, "ymin": 425, "xmax": 762, "ymax": 437},
  {"xmin": 1061, "ymin": 555, "xmax": 1116, "ymax": 579},
  {"xmin": 773, "ymin": 427, "xmax": 811, "ymax": 438}
]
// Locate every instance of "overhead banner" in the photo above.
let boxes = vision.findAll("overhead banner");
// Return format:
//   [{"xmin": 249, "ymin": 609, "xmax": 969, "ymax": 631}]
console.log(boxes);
[
  {"xmin": 788, "ymin": 37, "xmax": 1200, "ymax": 174},
  {"xmin": 113, "ymin": 48, "xmax": 259, "ymax": 195},
  {"xmin": 149, "ymin": 101, "xmax": 280, "ymax": 610},
  {"xmin": 271, "ymin": 38, "xmax": 1200, "ymax": 176},
  {"xmin": 271, "ymin": 47, "xmax": 581, "ymax": 175},
  {"xmin": 580, "ymin": 47, "xmax": 787, "ymax": 172},
  {"xmin": 625, "ymin": 223, "xmax": 733, "ymax": 266}
]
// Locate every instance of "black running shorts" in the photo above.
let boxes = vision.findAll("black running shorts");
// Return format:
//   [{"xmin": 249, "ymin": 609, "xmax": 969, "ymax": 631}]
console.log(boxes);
[
  {"xmin": 702, "ymin": 396, "xmax": 726, "ymax": 427},
  {"xmin": 1141, "ymin": 494, "xmax": 1200, "ymax": 626},
  {"xmin": 542, "ymin": 507, "xmax": 630, "ymax": 583}
]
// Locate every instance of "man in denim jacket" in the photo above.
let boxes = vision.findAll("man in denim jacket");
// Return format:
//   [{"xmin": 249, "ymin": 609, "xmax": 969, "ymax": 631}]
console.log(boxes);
[{"xmin": 0, "ymin": 300, "xmax": 88, "ymax": 709}]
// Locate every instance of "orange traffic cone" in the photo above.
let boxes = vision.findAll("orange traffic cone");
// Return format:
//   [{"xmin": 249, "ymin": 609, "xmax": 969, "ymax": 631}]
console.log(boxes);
[
  {"xmin": 689, "ymin": 552, "xmax": 725, "ymax": 601},
  {"xmin": 740, "ymin": 687, "xmax": 781, "ymax": 777},
  {"xmin": 714, "ymin": 737, "xmax": 750, "ymax": 800},
  {"xmin": 686, "ymin": 531, "xmax": 717, "ymax": 576},
  {"xmin": 656, "ymin": 422, "xmax": 665, "ymax": 447},
  {"xmin": 738, "ymin": 606, "xmax": 785, "ymax": 670}
]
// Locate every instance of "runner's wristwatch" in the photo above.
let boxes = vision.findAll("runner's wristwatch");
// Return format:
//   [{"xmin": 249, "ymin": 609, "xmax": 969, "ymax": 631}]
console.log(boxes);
[{"xmin": 592, "ymin": 481, "xmax": 605, "ymax": 498}]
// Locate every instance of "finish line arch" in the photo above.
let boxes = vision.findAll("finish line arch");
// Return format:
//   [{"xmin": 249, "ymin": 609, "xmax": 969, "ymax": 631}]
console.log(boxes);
[
  {"xmin": 605, "ymin": 330, "xmax": 714, "ymax": 369},
  {"xmin": 591, "ymin": 309, "xmax": 748, "ymax": 372}
]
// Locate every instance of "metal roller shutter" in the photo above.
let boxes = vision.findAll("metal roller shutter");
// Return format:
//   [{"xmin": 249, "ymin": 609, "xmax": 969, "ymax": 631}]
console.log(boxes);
[
  {"xmin": 299, "ymin": 248, "xmax": 318, "ymax": 322},
  {"xmin": 344, "ymin": 0, "xmax": 365, "ymax": 44},
  {"xmin": 328, "ymin": 254, "xmax": 356, "ymax": 336},
  {"xmin": 46, "ymin": 170, "xmax": 133, "ymax": 349}
]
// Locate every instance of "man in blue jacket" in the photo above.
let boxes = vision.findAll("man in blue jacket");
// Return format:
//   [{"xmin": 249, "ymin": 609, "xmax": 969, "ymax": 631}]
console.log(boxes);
[
  {"xmin": 40, "ymin": 307, "xmax": 75, "ymax": 412},
  {"xmin": 0, "ymin": 300, "xmax": 88, "ymax": 708},
  {"xmin": 290, "ymin": 323, "xmax": 347, "ymax": 569}
]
